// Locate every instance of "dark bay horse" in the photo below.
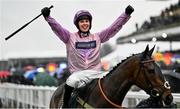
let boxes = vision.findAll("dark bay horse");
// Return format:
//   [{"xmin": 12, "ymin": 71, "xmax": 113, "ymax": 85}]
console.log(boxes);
[{"xmin": 50, "ymin": 45, "xmax": 173, "ymax": 108}]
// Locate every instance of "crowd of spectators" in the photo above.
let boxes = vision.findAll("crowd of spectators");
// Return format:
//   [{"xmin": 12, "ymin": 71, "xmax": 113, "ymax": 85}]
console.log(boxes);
[
  {"xmin": 136, "ymin": 0, "xmax": 180, "ymax": 33},
  {"xmin": 0, "ymin": 61, "xmax": 69, "ymax": 87}
]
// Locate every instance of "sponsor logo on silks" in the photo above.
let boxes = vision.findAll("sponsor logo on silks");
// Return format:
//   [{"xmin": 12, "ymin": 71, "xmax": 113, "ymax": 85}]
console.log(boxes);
[{"xmin": 75, "ymin": 41, "xmax": 96, "ymax": 49}]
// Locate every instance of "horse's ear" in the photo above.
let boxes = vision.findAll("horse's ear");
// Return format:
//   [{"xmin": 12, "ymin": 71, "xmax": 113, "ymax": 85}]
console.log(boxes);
[
  {"xmin": 148, "ymin": 45, "xmax": 156, "ymax": 57},
  {"xmin": 143, "ymin": 44, "xmax": 149, "ymax": 58}
]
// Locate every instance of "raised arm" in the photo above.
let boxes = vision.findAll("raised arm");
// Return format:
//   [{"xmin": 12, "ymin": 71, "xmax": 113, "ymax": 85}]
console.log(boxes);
[
  {"xmin": 97, "ymin": 5, "xmax": 134, "ymax": 43},
  {"xmin": 41, "ymin": 7, "xmax": 70, "ymax": 43}
]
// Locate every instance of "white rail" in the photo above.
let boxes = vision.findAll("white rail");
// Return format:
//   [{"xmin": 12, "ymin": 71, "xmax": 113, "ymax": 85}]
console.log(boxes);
[
  {"xmin": 0, "ymin": 83, "xmax": 180, "ymax": 108},
  {"xmin": 0, "ymin": 83, "xmax": 56, "ymax": 108}
]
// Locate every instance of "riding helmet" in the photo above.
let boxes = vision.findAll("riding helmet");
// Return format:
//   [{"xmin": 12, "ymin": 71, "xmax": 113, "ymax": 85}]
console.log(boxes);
[{"xmin": 73, "ymin": 10, "xmax": 92, "ymax": 30}]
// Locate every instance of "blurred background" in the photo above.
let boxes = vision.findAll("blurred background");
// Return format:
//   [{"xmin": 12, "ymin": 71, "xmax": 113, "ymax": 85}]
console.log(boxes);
[{"xmin": 0, "ymin": 0, "xmax": 180, "ymax": 108}]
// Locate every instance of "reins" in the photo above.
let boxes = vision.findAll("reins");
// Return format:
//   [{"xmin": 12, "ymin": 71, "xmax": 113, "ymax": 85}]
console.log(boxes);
[{"xmin": 98, "ymin": 78, "xmax": 122, "ymax": 108}]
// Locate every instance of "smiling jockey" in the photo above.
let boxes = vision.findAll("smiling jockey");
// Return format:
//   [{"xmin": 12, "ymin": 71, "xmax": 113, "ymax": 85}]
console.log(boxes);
[{"xmin": 41, "ymin": 5, "xmax": 134, "ymax": 108}]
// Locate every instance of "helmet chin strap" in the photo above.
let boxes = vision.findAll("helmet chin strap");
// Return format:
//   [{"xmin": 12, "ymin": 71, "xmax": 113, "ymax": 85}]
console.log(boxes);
[{"xmin": 78, "ymin": 30, "xmax": 90, "ymax": 38}]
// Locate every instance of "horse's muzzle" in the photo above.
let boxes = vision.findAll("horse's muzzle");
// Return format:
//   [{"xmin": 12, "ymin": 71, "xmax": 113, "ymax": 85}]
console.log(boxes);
[{"xmin": 163, "ymin": 94, "xmax": 173, "ymax": 106}]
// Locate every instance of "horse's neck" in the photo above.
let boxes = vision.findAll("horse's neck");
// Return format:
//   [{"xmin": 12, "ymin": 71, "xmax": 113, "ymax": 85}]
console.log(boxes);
[{"xmin": 102, "ymin": 64, "xmax": 134, "ymax": 104}]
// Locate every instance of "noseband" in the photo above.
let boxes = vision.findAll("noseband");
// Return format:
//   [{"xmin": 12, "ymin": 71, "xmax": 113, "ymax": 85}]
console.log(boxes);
[{"xmin": 138, "ymin": 59, "xmax": 171, "ymax": 98}]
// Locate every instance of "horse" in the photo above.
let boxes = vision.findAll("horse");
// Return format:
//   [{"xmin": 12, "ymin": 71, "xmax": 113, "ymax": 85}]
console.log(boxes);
[{"xmin": 49, "ymin": 45, "xmax": 173, "ymax": 108}]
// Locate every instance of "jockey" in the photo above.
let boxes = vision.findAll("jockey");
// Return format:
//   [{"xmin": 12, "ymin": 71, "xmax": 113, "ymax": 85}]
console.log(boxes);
[{"xmin": 41, "ymin": 6, "xmax": 134, "ymax": 108}]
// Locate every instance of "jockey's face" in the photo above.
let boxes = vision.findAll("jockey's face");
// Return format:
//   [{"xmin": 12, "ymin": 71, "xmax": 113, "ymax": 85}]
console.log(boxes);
[{"xmin": 78, "ymin": 19, "xmax": 90, "ymax": 32}]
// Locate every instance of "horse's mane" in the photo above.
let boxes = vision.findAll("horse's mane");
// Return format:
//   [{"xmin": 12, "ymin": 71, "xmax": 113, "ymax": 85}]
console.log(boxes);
[{"xmin": 107, "ymin": 53, "xmax": 139, "ymax": 76}]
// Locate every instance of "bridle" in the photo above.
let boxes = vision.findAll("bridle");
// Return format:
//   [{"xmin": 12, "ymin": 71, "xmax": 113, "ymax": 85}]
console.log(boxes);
[{"xmin": 138, "ymin": 59, "xmax": 171, "ymax": 98}]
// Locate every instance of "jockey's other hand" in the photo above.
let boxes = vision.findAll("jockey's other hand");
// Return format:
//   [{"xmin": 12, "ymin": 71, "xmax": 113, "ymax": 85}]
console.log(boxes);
[
  {"xmin": 41, "ymin": 7, "xmax": 50, "ymax": 18},
  {"xmin": 125, "ymin": 5, "xmax": 134, "ymax": 15}
]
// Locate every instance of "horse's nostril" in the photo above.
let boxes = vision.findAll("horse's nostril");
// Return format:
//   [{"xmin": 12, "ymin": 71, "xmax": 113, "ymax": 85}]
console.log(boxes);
[
  {"xmin": 165, "ymin": 95, "xmax": 173, "ymax": 105},
  {"xmin": 167, "ymin": 95, "xmax": 173, "ymax": 101}
]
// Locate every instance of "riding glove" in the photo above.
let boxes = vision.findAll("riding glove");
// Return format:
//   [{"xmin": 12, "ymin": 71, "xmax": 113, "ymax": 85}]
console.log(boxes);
[
  {"xmin": 125, "ymin": 5, "xmax": 134, "ymax": 15},
  {"xmin": 41, "ymin": 7, "xmax": 50, "ymax": 18}
]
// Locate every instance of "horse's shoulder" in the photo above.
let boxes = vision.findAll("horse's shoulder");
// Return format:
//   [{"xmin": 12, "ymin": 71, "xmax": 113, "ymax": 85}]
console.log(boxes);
[{"xmin": 77, "ymin": 79, "xmax": 98, "ymax": 98}]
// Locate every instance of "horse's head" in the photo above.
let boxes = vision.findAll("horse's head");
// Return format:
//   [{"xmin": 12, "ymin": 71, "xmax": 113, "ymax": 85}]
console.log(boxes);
[{"xmin": 133, "ymin": 45, "xmax": 173, "ymax": 106}]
